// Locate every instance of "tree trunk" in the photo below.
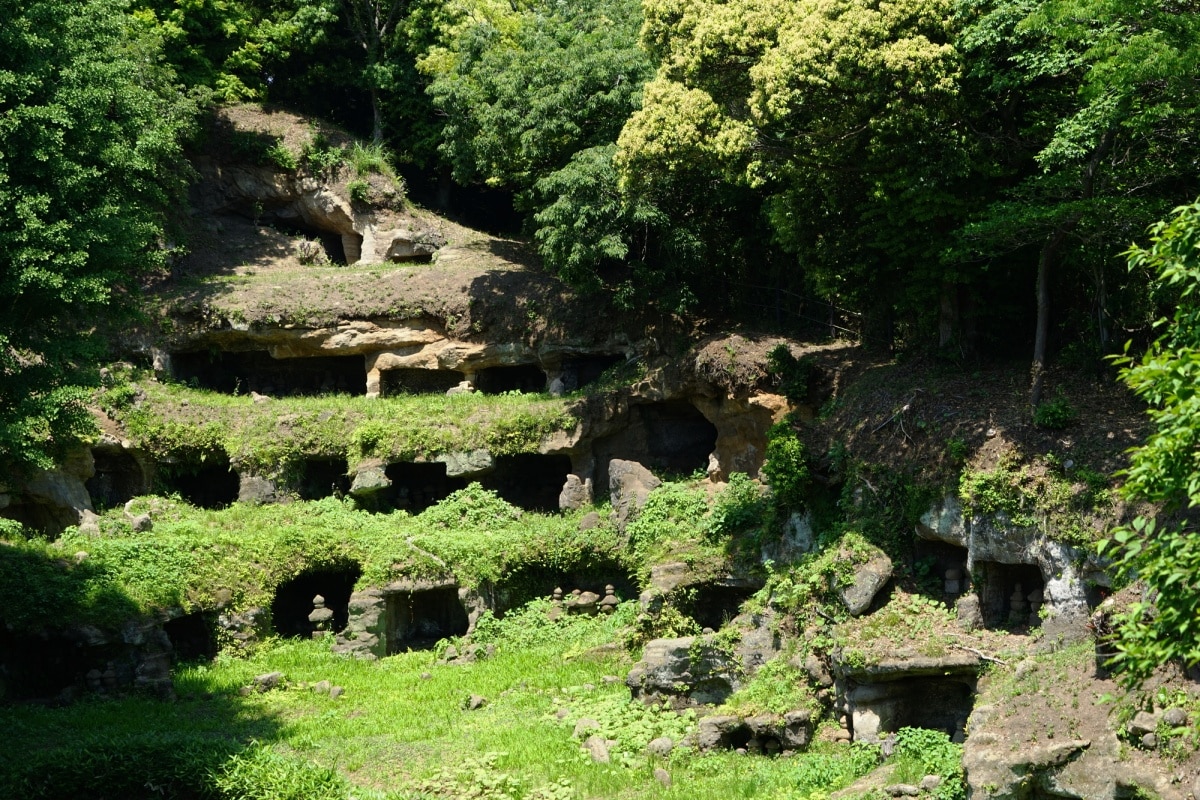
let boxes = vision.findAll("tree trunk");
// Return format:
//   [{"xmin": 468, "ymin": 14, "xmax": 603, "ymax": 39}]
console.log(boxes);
[
  {"xmin": 1029, "ymin": 127, "xmax": 1117, "ymax": 412},
  {"xmin": 371, "ymin": 86, "xmax": 383, "ymax": 145},
  {"xmin": 1030, "ymin": 229, "xmax": 1068, "ymax": 410}
]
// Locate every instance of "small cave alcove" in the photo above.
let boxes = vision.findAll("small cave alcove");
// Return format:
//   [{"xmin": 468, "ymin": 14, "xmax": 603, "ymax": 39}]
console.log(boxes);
[
  {"xmin": 163, "ymin": 613, "xmax": 217, "ymax": 662},
  {"xmin": 852, "ymin": 676, "xmax": 976, "ymax": 742},
  {"xmin": 271, "ymin": 565, "xmax": 362, "ymax": 638},
  {"xmin": 975, "ymin": 561, "xmax": 1046, "ymax": 628},
  {"xmin": 561, "ymin": 354, "xmax": 624, "ymax": 391},
  {"xmin": 296, "ymin": 457, "xmax": 351, "ymax": 500},
  {"xmin": 491, "ymin": 562, "xmax": 638, "ymax": 616},
  {"xmin": 679, "ymin": 583, "xmax": 759, "ymax": 631},
  {"xmin": 479, "ymin": 454, "xmax": 572, "ymax": 512},
  {"xmin": 379, "ymin": 367, "xmax": 466, "ymax": 397},
  {"xmin": 86, "ymin": 449, "xmax": 147, "ymax": 510},
  {"xmin": 171, "ymin": 351, "xmax": 367, "ymax": 397},
  {"xmin": 913, "ymin": 540, "xmax": 970, "ymax": 597},
  {"xmin": 474, "ymin": 364, "xmax": 546, "ymax": 394},
  {"xmin": 0, "ymin": 627, "xmax": 82, "ymax": 702},
  {"xmin": 385, "ymin": 586, "xmax": 470, "ymax": 653},
  {"xmin": 264, "ymin": 217, "xmax": 355, "ymax": 265},
  {"xmin": 385, "ymin": 462, "xmax": 467, "ymax": 513},
  {"xmin": 159, "ymin": 454, "xmax": 239, "ymax": 509},
  {"xmin": 593, "ymin": 401, "xmax": 719, "ymax": 492}
]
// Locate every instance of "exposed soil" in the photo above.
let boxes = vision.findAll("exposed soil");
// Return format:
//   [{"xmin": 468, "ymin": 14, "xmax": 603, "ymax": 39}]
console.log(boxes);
[{"xmin": 152, "ymin": 104, "xmax": 639, "ymax": 349}]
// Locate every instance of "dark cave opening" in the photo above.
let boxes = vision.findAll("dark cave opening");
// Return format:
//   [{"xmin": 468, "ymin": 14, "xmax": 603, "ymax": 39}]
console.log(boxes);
[
  {"xmin": 385, "ymin": 462, "xmax": 467, "ymax": 513},
  {"xmin": 262, "ymin": 216, "xmax": 356, "ymax": 265},
  {"xmin": 853, "ymin": 676, "xmax": 976, "ymax": 741},
  {"xmin": 479, "ymin": 454, "xmax": 572, "ymax": 512},
  {"xmin": 296, "ymin": 457, "xmax": 351, "ymax": 500},
  {"xmin": 593, "ymin": 401, "xmax": 719, "ymax": 492},
  {"xmin": 384, "ymin": 586, "xmax": 469, "ymax": 653},
  {"xmin": 171, "ymin": 351, "xmax": 367, "ymax": 397},
  {"xmin": 474, "ymin": 364, "xmax": 547, "ymax": 394},
  {"xmin": 379, "ymin": 367, "xmax": 466, "ymax": 397},
  {"xmin": 86, "ymin": 450, "xmax": 147, "ymax": 510},
  {"xmin": 0, "ymin": 627, "xmax": 82, "ymax": 701},
  {"xmin": 681, "ymin": 583, "xmax": 758, "ymax": 631},
  {"xmin": 975, "ymin": 560, "xmax": 1046, "ymax": 628},
  {"xmin": 913, "ymin": 540, "xmax": 970, "ymax": 598},
  {"xmin": 159, "ymin": 454, "xmax": 239, "ymax": 510},
  {"xmin": 164, "ymin": 613, "xmax": 217, "ymax": 662},
  {"xmin": 491, "ymin": 562, "xmax": 637, "ymax": 616},
  {"xmin": 271, "ymin": 565, "xmax": 362, "ymax": 639},
  {"xmin": 561, "ymin": 354, "xmax": 624, "ymax": 391}
]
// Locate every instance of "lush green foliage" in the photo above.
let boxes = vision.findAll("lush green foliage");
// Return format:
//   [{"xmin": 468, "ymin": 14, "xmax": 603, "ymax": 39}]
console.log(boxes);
[
  {"xmin": 890, "ymin": 727, "xmax": 965, "ymax": 800},
  {"xmin": 762, "ymin": 423, "xmax": 810, "ymax": 511},
  {"xmin": 0, "ymin": 0, "xmax": 194, "ymax": 472},
  {"xmin": 1102, "ymin": 201, "xmax": 1200, "ymax": 683},
  {"xmin": 0, "ymin": 492, "xmax": 625, "ymax": 632},
  {"xmin": 106, "ymin": 376, "xmax": 573, "ymax": 475}
]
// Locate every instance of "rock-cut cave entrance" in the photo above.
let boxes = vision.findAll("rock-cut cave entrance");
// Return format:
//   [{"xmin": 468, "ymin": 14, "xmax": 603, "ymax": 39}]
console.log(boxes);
[
  {"xmin": 913, "ymin": 540, "xmax": 970, "ymax": 599},
  {"xmin": 479, "ymin": 454, "xmax": 572, "ymax": 512},
  {"xmin": 171, "ymin": 350, "xmax": 367, "ymax": 397},
  {"xmin": 384, "ymin": 585, "xmax": 469, "ymax": 653},
  {"xmin": 379, "ymin": 367, "xmax": 466, "ymax": 397},
  {"xmin": 266, "ymin": 217, "xmax": 360, "ymax": 266},
  {"xmin": 271, "ymin": 564, "xmax": 362, "ymax": 638},
  {"xmin": 474, "ymin": 364, "xmax": 546, "ymax": 394},
  {"xmin": 86, "ymin": 449, "xmax": 147, "ymax": 510},
  {"xmin": 593, "ymin": 401, "xmax": 719, "ymax": 492},
  {"xmin": 0, "ymin": 627, "xmax": 82, "ymax": 701},
  {"xmin": 975, "ymin": 560, "xmax": 1046, "ymax": 628},
  {"xmin": 385, "ymin": 462, "xmax": 467, "ymax": 513},
  {"xmin": 560, "ymin": 354, "xmax": 624, "ymax": 391},
  {"xmin": 296, "ymin": 457, "xmax": 351, "ymax": 500},
  {"xmin": 850, "ymin": 676, "xmax": 976, "ymax": 743},
  {"xmin": 490, "ymin": 561, "xmax": 637, "ymax": 616},
  {"xmin": 163, "ymin": 612, "xmax": 217, "ymax": 662},
  {"xmin": 159, "ymin": 452, "xmax": 239, "ymax": 509},
  {"xmin": 680, "ymin": 583, "xmax": 759, "ymax": 631}
]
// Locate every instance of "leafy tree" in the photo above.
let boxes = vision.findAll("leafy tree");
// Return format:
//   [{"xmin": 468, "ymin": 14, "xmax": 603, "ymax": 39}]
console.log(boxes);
[
  {"xmin": 425, "ymin": 0, "xmax": 652, "ymax": 202},
  {"xmin": 955, "ymin": 0, "xmax": 1200, "ymax": 406},
  {"xmin": 615, "ymin": 0, "xmax": 970, "ymax": 340},
  {"xmin": 132, "ymin": 0, "xmax": 339, "ymax": 102},
  {"xmin": 1101, "ymin": 201, "xmax": 1200, "ymax": 684},
  {"xmin": 0, "ymin": 0, "xmax": 195, "ymax": 472}
]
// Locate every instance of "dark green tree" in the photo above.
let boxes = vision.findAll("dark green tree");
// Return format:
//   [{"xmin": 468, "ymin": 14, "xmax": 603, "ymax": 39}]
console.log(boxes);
[
  {"xmin": 426, "ymin": 0, "xmax": 653, "ymax": 204},
  {"xmin": 955, "ymin": 0, "xmax": 1200, "ymax": 406},
  {"xmin": 0, "ymin": 0, "xmax": 195, "ymax": 471}
]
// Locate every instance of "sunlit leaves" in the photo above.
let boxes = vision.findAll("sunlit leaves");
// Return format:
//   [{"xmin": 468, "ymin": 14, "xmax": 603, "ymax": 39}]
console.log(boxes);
[{"xmin": 1104, "ymin": 202, "xmax": 1200, "ymax": 684}]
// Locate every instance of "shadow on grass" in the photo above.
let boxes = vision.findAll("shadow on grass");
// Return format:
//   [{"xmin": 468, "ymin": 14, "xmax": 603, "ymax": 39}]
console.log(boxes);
[{"xmin": 0, "ymin": 545, "xmax": 291, "ymax": 800}]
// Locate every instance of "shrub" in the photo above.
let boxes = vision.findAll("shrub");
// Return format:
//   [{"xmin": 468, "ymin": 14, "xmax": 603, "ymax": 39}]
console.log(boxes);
[
  {"xmin": 704, "ymin": 472, "xmax": 766, "ymax": 539},
  {"xmin": 295, "ymin": 239, "xmax": 329, "ymax": 266},
  {"xmin": 766, "ymin": 345, "xmax": 814, "ymax": 402},
  {"xmin": 347, "ymin": 178, "xmax": 370, "ymax": 204},
  {"xmin": 762, "ymin": 422, "xmax": 810, "ymax": 510},
  {"xmin": 891, "ymin": 727, "xmax": 965, "ymax": 800},
  {"xmin": 1034, "ymin": 394, "xmax": 1077, "ymax": 429}
]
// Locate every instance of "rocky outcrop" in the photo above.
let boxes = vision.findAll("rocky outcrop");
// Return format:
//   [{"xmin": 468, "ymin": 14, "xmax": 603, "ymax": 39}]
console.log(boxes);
[
  {"xmin": 609, "ymin": 459, "xmax": 661, "ymax": 531},
  {"xmin": 837, "ymin": 552, "xmax": 894, "ymax": 617},
  {"xmin": 964, "ymin": 714, "xmax": 1181, "ymax": 800},
  {"xmin": 0, "ymin": 448, "xmax": 95, "ymax": 534},
  {"xmin": 917, "ymin": 495, "xmax": 1103, "ymax": 635},
  {"xmin": 626, "ymin": 635, "xmax": 740, "ymax": 706}
]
